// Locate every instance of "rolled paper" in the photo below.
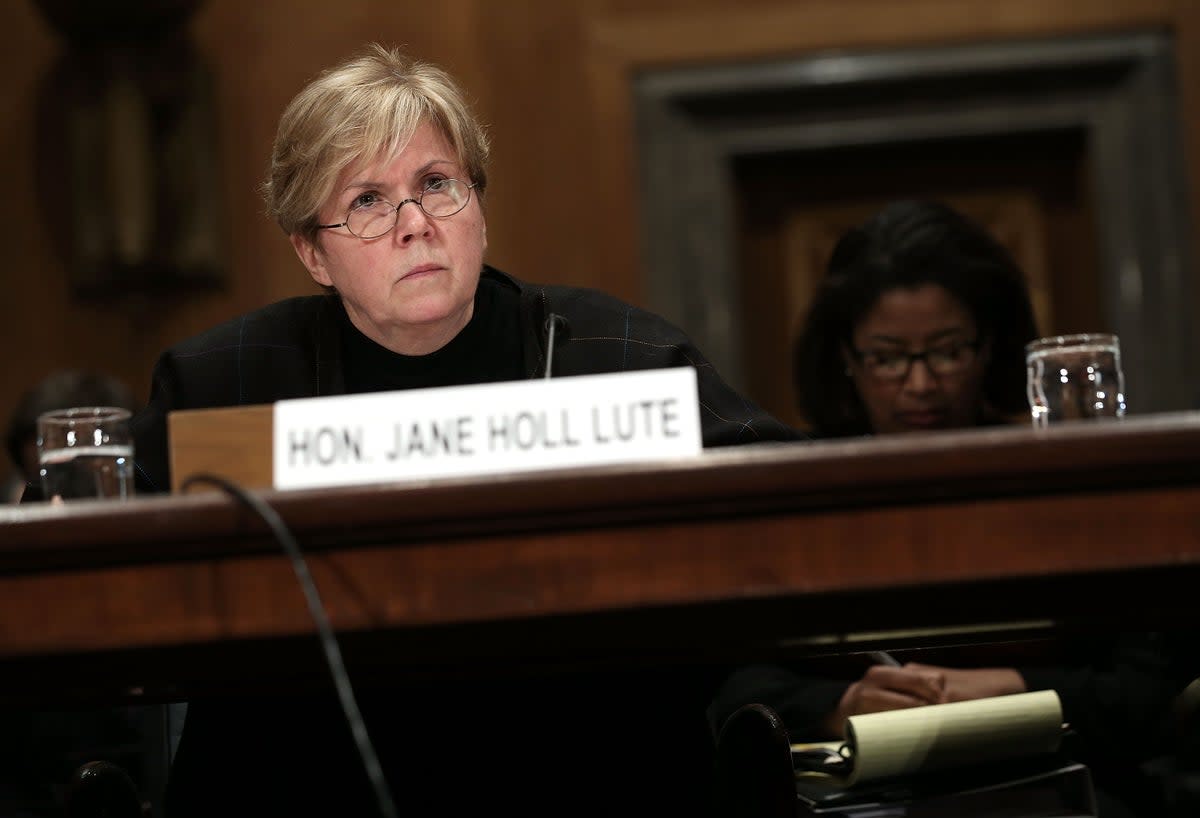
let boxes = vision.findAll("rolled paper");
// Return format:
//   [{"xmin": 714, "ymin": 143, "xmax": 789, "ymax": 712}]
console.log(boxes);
[{"xmin": 842, "ymin": 689, "xmax": 1063, "ymax": 786}]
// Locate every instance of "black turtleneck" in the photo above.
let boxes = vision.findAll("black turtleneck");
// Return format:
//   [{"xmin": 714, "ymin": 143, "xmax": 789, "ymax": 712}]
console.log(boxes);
[{"xmin": 339, "ymin": 274, "xmax": 525, "ymax": 393}]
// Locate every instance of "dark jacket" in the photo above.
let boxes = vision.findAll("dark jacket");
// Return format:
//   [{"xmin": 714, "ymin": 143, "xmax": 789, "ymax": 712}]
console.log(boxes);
[
  {"xmin": 133, "ymin": 266, "xmax": 798, "ymax": 818},
  {"xmin": 132, "ymin": 266, "xmax": 797, "ymax": 491}
]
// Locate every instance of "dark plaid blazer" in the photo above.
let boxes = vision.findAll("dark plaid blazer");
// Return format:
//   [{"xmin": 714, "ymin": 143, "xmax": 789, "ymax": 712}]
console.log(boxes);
[
  {"xmin": 133, "ymin": 266, "xmax": 802, "ymax": 817},
  {"xmin": 132, "ymin": 265, "xmax": 800, "ymax": 492}
]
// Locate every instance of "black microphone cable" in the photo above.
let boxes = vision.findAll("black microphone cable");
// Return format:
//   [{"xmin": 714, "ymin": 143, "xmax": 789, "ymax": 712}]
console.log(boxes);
[{"xmin": 180, "ymin": 473, "xmax": 400, "ymax": 818}]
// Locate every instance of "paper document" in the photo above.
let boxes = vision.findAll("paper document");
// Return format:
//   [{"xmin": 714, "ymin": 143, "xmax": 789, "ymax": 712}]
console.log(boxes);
[{"xmin": 792, "ymin": 689, "xmax": 1064, "ymax": 787}]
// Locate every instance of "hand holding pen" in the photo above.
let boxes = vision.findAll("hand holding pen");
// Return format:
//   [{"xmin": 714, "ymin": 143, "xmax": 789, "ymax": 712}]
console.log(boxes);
[
  {"xmin": 820, "ymin": 650, "xmax": 947, "ymax": 736},
  {"xmin": 870, "ymin": 651, "xmax": 1027, "ymax": 703}
]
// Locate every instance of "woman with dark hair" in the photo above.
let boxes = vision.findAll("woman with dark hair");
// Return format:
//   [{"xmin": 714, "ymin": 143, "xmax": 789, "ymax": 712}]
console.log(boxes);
[
  {"xmin": 793, "ymin": 200, "xmax": 1038, "ymax": 437},
  {"xmin": 713, "ymin": 201, "xmax": 1194, "ymax": 818}
]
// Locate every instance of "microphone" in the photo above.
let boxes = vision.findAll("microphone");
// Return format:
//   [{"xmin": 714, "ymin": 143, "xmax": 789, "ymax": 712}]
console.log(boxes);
[{"xmin": 542, "ymin": 314, "xmax": 571, "ymax": 379}]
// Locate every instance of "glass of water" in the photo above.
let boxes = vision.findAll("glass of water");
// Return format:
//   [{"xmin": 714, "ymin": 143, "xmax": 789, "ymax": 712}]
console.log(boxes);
[
  {"xmin": 1025, "ymin": 333, "xmax": 1126, "ymax": 428},
  {"xmin": 36, "ymin": 406, "xmax": 134, "ymax": 500}
]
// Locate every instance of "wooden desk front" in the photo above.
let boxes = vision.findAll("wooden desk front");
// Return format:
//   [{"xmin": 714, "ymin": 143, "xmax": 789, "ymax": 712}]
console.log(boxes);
[{"xmin": 1, "ymin": 413, "xmax": 1198, "ymax": 703}]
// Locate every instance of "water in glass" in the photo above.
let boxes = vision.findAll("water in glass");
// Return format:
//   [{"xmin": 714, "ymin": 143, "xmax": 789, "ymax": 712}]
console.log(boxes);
[{"xmin": 1025, "ymin": 335, "xmax": 1126, "ymax": 428}]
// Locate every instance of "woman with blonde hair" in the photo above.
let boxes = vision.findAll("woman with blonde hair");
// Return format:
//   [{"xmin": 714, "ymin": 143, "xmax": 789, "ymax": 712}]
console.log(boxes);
[{"xmin": 135, "ymin": 43, "xmax": 795, "ymax": 817}]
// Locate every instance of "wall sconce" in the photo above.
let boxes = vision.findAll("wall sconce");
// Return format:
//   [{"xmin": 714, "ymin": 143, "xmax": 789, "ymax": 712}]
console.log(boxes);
[{"xmin": 32, "ymin": 0, "xmax": 226, "ymax": 300}]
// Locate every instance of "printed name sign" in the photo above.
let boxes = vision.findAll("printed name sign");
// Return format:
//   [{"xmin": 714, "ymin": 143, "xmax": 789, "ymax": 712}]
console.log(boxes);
[{"xmin": 272, "ymin": 367, "xmax": 702, "ymax": 490}]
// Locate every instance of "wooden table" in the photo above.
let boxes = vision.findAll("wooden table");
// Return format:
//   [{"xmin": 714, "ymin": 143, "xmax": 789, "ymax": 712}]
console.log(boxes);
[{"xmin": 2, "ymin": 412, "xmax": 1199, "ymax": 704}]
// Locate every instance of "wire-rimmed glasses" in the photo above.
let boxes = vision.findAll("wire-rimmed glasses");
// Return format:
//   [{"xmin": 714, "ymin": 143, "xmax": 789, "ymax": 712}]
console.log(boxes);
[{"xmin": 316, "ymin": 178, "xmax": 477, "ymax": 239}]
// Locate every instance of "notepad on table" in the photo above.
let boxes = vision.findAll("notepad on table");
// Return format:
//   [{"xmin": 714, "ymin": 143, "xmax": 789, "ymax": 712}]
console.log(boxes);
[{"xmin": 791, "ymin": 689, "xmax": 1065, "ymax": 788}]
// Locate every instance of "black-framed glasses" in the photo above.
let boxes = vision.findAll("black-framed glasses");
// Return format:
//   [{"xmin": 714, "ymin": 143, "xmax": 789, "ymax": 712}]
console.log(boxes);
[
  {"xmin": 316, "ymin": 178, "xmax": 477, "ymax": 239},
  {"xmin": 850, "ymin": 340, "xmax": 981, "ymax": 381}
]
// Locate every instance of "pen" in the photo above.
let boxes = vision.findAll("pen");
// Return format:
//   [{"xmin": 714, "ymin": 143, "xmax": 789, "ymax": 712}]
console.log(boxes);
[{"xmin": 868, "ymin": 650, "xmax": 901, "ymax": 667}]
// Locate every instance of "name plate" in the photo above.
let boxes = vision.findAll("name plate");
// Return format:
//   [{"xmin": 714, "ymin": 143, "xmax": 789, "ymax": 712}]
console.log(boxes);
[{"xmin": 272, "ymin": 368, "xmax": 701, "ymax": 490}]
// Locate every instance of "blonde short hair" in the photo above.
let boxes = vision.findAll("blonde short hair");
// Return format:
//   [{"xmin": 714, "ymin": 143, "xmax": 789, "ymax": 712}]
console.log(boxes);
[{"xmin": 263, "ymin": 43, "xmax": 490, "ymax": 241}]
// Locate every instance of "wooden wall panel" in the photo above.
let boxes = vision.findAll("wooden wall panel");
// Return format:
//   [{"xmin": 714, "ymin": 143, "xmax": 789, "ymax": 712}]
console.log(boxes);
[
  {"xmin": 466, "ymin": 3, "xmax": 600, "ymax": 290},
  {"xmin": 1, "ymin": 0, "xmax": 1197, "ymax": 464},
  {"xmin": 0, "ymin": 4, "xmax": 148, "ymax": 437}
]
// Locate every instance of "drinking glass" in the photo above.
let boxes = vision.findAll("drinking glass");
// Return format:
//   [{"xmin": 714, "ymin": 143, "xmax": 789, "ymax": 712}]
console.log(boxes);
[
  {"xmin": 36, "ymin": 407, "xmax": 134, "ymax": 500},
  {"xmin": 1025, "ymin": 333, "xmax": 1126, "ymax": 428}
]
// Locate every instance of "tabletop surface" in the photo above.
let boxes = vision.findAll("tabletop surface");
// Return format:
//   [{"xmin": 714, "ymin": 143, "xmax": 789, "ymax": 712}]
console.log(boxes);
[{"xmin": 1, "ymin": 412, "xmax": 1197, "ymax": 702}]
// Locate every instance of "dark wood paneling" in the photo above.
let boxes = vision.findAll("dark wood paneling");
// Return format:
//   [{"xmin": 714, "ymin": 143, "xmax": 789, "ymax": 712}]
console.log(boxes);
[{"xmin": 4, "ymin": 0, "xmax": 1200, "ymax": 460}]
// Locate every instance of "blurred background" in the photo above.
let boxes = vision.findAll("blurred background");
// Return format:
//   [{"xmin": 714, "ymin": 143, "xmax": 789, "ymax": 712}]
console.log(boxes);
[{"xmin": 4, "ymin": 0, "xmax": 1200, "ymax": 431}]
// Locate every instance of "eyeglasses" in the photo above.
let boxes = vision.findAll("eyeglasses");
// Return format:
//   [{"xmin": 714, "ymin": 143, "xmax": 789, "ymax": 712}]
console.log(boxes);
[
  {"xmin": 316, "ymin": 178, "xmax": 477, "ymax": 239},
  {"xmin": 850, "ymin": 340, "xmax": 981, "ymax": 381}
]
